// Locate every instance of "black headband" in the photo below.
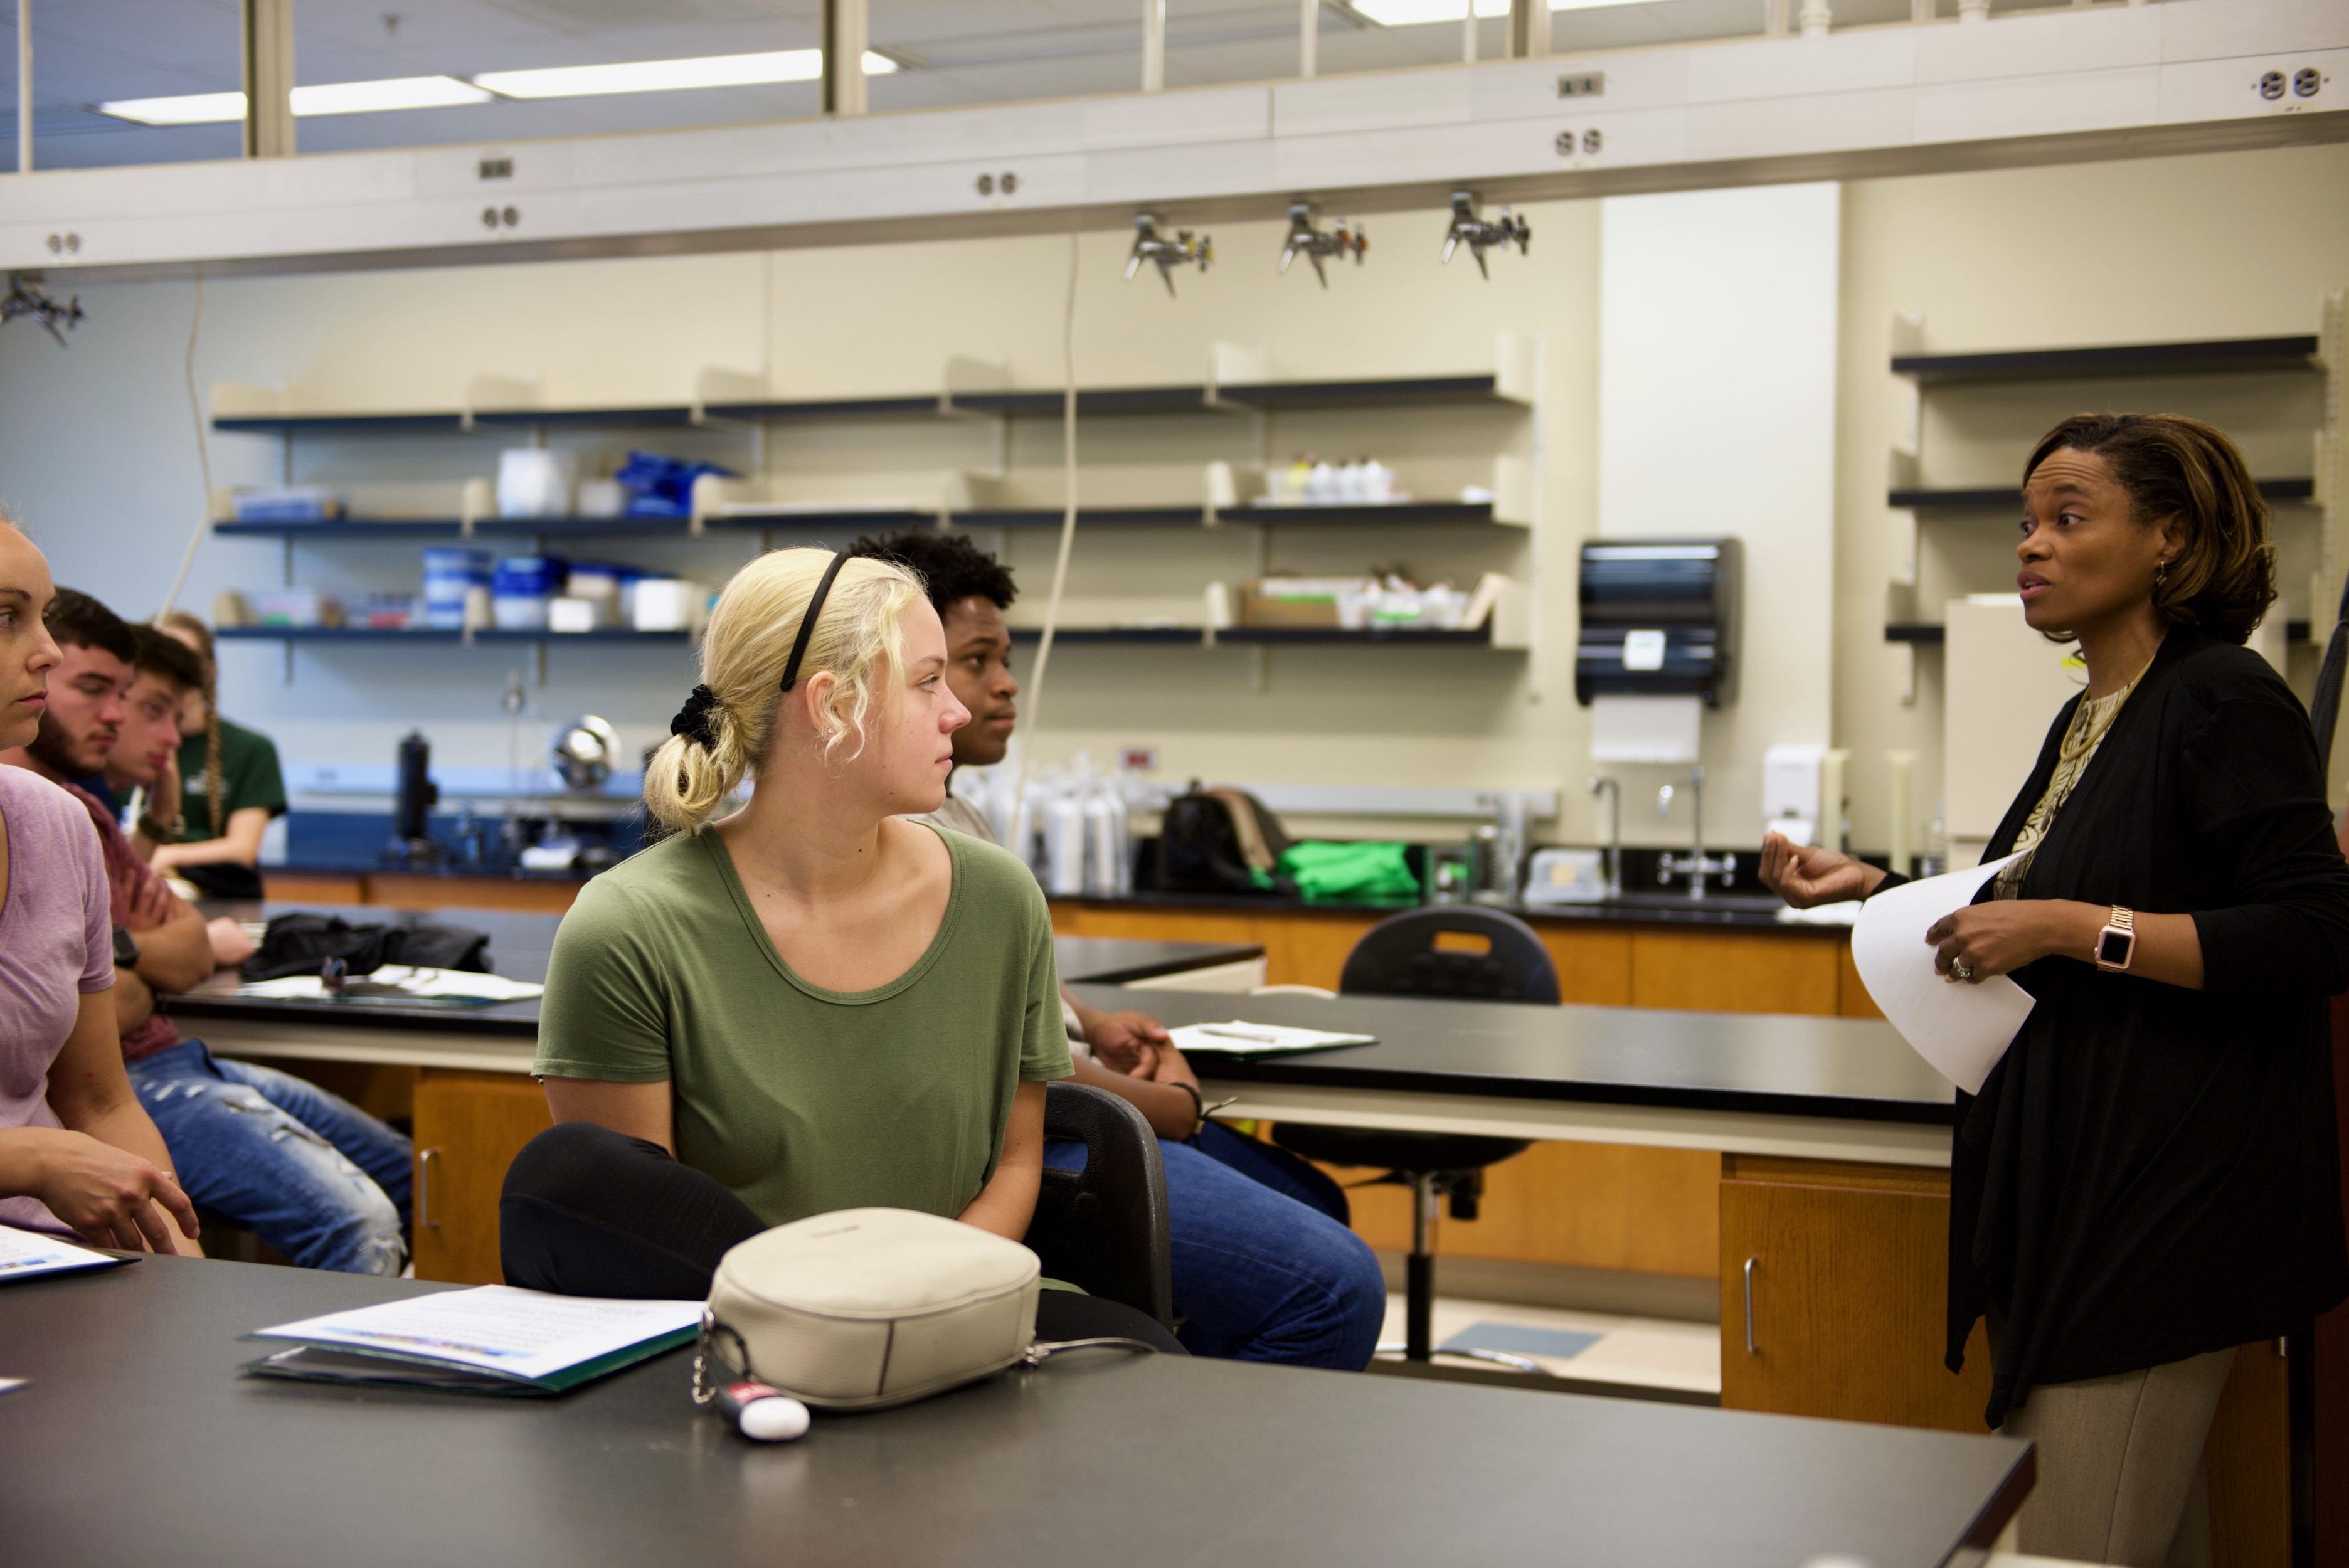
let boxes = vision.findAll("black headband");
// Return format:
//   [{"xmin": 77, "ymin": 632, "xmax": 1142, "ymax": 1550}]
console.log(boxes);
[{"xmin": 779, "ymin": 549, "xmax": 851, "ymax": 694}]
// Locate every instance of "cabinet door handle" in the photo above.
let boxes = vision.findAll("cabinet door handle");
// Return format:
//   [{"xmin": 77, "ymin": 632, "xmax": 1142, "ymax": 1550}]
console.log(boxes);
[
  {"xmin": 1742, "ymin": 1255, "xmax": 1758, "ymax": 1355},
  {"xmin": 417, "ymin": 1147, "xmax": 443, "ymax": 1231}
]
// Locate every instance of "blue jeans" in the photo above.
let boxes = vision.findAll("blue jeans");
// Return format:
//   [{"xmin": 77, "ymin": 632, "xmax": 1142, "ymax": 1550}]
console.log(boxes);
[
  {"xmin": 127, "ymin": 1040, "xmax": 413, "ymax": 1276},
  {"xmin": 1045, "ymin": 1120, "xmax": 1384, "ymax": 1369}
]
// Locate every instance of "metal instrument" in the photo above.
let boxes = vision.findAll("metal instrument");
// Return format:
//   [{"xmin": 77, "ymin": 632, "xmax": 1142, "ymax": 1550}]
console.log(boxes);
[
  {"xmin": 1278, "ymin": 201, "xmax": 1366, "ymax": 288},
  {"xmin": 1125, "ymin": 212, "xmax": 1213, "ymax": 296},
  {"xmin": 550, "ymin": 715, "xmax": 620, "ymax": 794},
  {"xmin": 1, "ymin": 273, "xmax": 82, "ymax": 346},
  {"xmin": 1440, "ymin": 189, "xmax": 1530, "ymax": 279}
]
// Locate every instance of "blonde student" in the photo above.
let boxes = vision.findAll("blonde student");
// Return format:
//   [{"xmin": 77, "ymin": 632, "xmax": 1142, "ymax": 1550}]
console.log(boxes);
[{"xmin": 502, "ymin": 547, "xmax": 1178, "ymax": 1350}]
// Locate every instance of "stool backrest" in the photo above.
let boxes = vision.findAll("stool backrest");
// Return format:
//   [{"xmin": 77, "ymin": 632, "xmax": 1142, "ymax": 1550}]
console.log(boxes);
[
  {"xmin": 1338, "ymin": 908, "xmax": 1561, "ymax": 1005},
  {"xmin": 1023, "ymin": 1082, "xmax": 1175, "ymax": 1327}
]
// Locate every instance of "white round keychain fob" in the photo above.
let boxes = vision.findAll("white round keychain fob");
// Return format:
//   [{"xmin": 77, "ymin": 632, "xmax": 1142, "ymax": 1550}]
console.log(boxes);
[{"xmin": 717, "ymin": 1379, "xmax": 810, "ymax": 1442}]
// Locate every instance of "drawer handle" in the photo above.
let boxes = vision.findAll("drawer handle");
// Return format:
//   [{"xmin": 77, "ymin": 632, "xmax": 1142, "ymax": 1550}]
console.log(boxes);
[
  {"xmin": 418, "ymin": 1147, "xmax": 443, "ymax": 1231},
  {"xmin": 1742, "ymin": 1255, "xmax": 1758, "ymax": 1355}
]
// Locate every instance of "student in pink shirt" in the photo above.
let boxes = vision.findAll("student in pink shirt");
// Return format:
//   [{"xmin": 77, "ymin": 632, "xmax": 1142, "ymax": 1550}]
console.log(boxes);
[{"xmin": 0, "ymin": 518, "xmax": 201, "ymax": 1253}]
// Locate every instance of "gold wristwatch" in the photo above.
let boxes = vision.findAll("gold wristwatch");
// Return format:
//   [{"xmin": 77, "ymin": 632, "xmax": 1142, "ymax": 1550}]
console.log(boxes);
[{"xmin": 2094, "ymin": 906, "xmax": 2136, "ymax": 972}]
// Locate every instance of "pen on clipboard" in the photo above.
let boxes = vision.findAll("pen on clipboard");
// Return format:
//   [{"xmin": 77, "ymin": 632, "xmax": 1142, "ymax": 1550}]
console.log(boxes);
[{"xmin": 1196, "ymin": 1024, "xmax": 1286, "ymax": 1044}]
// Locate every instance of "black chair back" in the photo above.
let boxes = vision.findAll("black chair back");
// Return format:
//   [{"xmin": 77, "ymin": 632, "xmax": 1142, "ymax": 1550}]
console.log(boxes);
[
  {"xmin": 1338, "ymin": 907, "xmax": 1561, "ymax": 1005},
  {"xmin": 1023, "ymin": 1082, "xmax": 1175, "ymax": 1328}
]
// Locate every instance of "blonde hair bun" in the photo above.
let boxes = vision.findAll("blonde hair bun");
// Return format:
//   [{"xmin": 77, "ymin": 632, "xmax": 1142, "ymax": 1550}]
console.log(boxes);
[{"xmin": 644, "ymin": 549, "xmax": 924, "ymax": 835}]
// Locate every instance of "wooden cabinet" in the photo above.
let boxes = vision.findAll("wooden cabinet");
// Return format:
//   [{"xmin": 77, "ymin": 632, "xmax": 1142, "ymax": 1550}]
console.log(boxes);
[
  {"xmin": 410, "ymin": 1070, "xmax": 552, "ymax": 1285},
  {"xmin": 1719, "ymin": 1155, "xmax": 1991, "ymax": 1430},
  {"xmin": 1342, "ymin": 1140, "xmax": 1718, "ymax": 1279},
  {"xmin": 1721, "ymin": 1154, "xmax": 2288, "ymax": 1567},
  {"xmin": 265, "ymin": 872, "xmax": 581, "ymax": 914},
  {"xmin": 1632, "ymin": 930, "xmax": 1843, "ymax": 1017}
]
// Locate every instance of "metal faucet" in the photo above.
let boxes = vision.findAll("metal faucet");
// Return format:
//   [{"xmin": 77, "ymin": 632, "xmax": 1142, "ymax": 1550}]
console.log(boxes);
[
  {"xmin": 1588, "ymin": 775, "xmax": 1624, "ymax": 899},
  {"xmin": 1657, "ymin": 766, "xmax": 1737, "ymax": 898}
]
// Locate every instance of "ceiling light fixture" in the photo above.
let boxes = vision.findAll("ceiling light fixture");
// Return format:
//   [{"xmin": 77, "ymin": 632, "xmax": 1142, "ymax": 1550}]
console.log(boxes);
[
  {"xmin": 473, "ymin": 48, "xmax": 897, "ymax": 100},
  {"xmin": 1352, "ymin": 0, "xmax": 1640, "ymax": 22},
  {"xmin": 99, "ymin": 76, "xmax": 491, "ymax": 126}
]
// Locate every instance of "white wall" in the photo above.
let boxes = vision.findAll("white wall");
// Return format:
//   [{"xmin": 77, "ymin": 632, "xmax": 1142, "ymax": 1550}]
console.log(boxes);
[
  {"xmin": 0, "ymin": 142, "xmax": 2340, "ymax": 852},
  {"xmin": 1598, "ymin": 181, "xmax": 1842, "ymax": 845}
]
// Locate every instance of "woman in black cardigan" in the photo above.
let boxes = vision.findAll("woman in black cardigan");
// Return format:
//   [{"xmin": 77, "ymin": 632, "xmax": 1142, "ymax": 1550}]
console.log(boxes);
[{"xmin": 1764, "ymin": 412, "xmax": 2349, "ymax": 1567}]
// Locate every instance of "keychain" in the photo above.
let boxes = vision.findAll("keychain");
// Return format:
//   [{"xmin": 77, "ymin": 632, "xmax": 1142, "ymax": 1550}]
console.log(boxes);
[{"xmin": 691, "ymin": 1311, "xmax": 810, "ymax": 1443}]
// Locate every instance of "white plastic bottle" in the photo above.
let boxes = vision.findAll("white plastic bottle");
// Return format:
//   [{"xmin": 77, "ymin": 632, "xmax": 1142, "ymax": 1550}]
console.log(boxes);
[
  {"xmin": 1083, "ymin": 782, "xmax": 1130, "ymax": 896},
  {"xmin": 1044, "ymin": 787, "xmax": 1088, "ymax": 896}
]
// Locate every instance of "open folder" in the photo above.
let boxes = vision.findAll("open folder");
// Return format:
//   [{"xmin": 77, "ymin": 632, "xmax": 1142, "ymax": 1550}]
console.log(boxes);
[{"xmin": 243, "ymin": 1285, "xmax": 700, "ymax": 1396}]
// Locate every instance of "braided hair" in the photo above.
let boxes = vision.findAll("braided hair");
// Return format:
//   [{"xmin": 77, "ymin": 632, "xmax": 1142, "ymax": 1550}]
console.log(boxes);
[{"xmin": 156, "ymin": 609, "xmax": 226, "ymax": 839}]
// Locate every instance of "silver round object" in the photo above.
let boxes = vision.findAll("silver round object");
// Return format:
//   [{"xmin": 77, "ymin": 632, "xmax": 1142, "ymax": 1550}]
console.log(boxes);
[{"xmin": 551, "ymin": 716, "xmax": 620, "ymax": 793}]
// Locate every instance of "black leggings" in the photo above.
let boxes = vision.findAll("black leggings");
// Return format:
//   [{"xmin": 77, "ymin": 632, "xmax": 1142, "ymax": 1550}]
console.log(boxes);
[{"xmin": 500, "ymin": 1121, "xmax": 1185, "ymax": 1352}]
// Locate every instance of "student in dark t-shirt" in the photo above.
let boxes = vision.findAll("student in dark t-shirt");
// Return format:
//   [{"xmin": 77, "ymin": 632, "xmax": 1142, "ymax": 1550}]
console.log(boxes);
[{"xmin": 154, "ymin": 612, "xmax": 286, "ymax": 898}]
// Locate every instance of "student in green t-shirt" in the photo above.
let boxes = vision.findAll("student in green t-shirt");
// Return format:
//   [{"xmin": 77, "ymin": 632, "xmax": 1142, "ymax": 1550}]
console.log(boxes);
[
  {"xmin": 154, "ymin": 612, "xmax": 287, "ymax": 898},
  {"xmin": 501, "ymin": 548, "xmax": 1179, "ymax": 1351}
]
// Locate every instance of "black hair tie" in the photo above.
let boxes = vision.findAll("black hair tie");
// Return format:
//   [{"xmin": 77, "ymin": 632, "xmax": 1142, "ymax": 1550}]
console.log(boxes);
[
  {"xmin": 669, "ymin": 684, "xmax": 720, "ymax": 749},
  {"xmin": 780, "ymin": 550, "xmax": 852, "ymax": 694}
]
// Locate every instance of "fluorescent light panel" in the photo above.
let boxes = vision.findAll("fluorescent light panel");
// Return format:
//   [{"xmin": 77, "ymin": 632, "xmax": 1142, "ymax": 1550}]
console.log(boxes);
[
  {"xmin": 475, "ymin": 48, "xmax": 897, "ymax": 100},
  {"xmin": 1354, "ymin": 0, "xmax": 1643, "ymax": 21},
  {"xmin": 99, "ymin": 48, "xmax": 900, "ymax": 127},
  {"xmin": 100, "ymin": 77, "xmax": 489, "ymax": 125}
]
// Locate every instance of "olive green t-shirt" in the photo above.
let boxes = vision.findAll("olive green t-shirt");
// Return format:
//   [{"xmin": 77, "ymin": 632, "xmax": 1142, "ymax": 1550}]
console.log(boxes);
[
  {"xmin": 534, "ymin": 823, "xmax": 1072, "ymax": 1228},
  {"xmin": 174, "ymin": 718, "xmax": 287, "ymax": 841}
]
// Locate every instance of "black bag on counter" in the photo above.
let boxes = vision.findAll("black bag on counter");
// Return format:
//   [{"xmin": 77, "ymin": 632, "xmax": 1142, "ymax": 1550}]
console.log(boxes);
[
  {"xmin": 239, "ymin": 913, "xmax": 493, "ymax": 982},
  {"xmin": 1153, "ymin": 785, "xmax": 1295, "ymax": 895}
]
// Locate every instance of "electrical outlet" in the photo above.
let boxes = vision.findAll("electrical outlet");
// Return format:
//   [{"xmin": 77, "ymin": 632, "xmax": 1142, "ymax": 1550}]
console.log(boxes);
[{"xmin": 1557, "ymin": 72, "xmax": 1604, "ymax": 99}]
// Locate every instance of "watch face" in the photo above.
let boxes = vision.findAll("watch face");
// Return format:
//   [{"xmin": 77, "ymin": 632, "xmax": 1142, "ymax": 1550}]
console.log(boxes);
[{"xmin": 2097, "ymin": 928, "xmax": 2133, "ymax": 967}]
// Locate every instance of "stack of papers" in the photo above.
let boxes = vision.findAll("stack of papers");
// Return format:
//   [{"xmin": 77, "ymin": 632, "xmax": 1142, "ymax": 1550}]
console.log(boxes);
[
  {"xmin": 243, "ymin": 1285, "xmax": 701, "ymax": 1396},
  {"xmin": 1168, "ymin": 1022, "xmax": 1376, "ymax": 1057},
  {"xmin": 0, "ymin": 1226, "xmax": 130, "ymax": 1285},
  {"xmin": 235, "ymin": 965, "xmax": 544, "ymax": 1007}
]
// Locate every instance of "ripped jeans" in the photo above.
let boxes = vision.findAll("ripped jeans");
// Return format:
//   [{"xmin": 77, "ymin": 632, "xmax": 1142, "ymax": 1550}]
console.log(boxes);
[{"xmin": 127, "ymin": 1040, "xmax": 412, "ymax": 1276}]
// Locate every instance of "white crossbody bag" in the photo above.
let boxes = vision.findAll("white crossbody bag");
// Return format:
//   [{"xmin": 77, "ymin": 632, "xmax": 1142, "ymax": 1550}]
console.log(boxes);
[{"xmin": 693, "ymin": 1207, "xmax": 1155, "ymax": 1419}]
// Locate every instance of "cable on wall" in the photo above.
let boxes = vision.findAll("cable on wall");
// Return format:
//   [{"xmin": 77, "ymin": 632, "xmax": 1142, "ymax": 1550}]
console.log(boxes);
[
  {"xmin": 156, "ymin": 262, "xmax": 213, "ymax": 620},
  {"xmin": 1009, "ymin": 230, "xmax": 1083, "ymax": 810}
]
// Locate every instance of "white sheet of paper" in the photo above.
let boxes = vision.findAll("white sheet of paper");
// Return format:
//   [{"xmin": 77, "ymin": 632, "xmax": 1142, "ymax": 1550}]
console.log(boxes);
[
  {"xmin": 0, "ymin": 1224, "xmax": 120, "ymax": 1281},
  {"xmin": 1850, "ymin": 852, "xmax": 2037, "ymax": 1095},
  {"xmin": 253, "ymin": 1286, "xmax": 699, "ymax": 1382},
  {"xmin": 236, "ymin": 966, "xmax": 543, "ymax": 1003},
  {"xmin": 1168, "ymin": 1022, "xmax": 1375, "ymax": 1055}
]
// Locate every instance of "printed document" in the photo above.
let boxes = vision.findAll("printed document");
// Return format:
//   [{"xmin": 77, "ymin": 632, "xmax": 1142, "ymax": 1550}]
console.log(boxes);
[
  {"xmin": 1850, "ymin": 852, "xmax": 2037, "ymax": 1095},
  {"xmin": 0, "ymin": 1225, "xmax": 127, "ymax": 1285},
  {"xmin": 250, "ymin": 1285, "xmax": 698, "ymax": 1384},
  {"xmin": 235, "ymin": 966, "xmax": 543, "ymax": 1005},
  {"xmin": 1168, "ymin": 1022, "xmax": 1374, "ymax": 1056}
]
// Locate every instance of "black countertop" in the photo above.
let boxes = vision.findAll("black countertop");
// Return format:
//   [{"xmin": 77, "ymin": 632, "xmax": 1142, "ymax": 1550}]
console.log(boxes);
[
  {"xmin": 0, "ymin": 1256, "xmax": 2032, "ymax": 1568},
  {"xmin": 170, "ymin": 903, "xmax": 1263, "ymax": 1037},
  {"xmin": 261, "ymin": 856, "xmax": 1841, "ymax": 933},
  {"xmin": 1069, "ymin": 983, "xmax": 1953, "ymax": 1126}
]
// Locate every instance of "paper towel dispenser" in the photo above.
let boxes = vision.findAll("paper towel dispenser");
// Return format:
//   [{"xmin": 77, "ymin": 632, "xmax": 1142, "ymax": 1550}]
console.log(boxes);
[{"xmin": 1575, "ymin": 539, "xmax": 1741, "ymax": 706}]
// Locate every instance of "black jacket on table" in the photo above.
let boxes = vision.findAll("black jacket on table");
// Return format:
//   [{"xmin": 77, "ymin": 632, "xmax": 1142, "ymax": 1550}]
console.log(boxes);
[{"xmin": 1922, "ymin": 625, "xmax": 2349, "ymax": 1427}]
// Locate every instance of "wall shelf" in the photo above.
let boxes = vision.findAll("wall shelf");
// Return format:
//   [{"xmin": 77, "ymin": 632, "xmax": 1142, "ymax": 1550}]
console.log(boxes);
[
  {"xmin": 1219, "ymin": 625, "xmax": 1503, "ymax": 647},
  {"xmin": 1006, "ymin": 627, "xmax": 1206, "ymax": 645},
  {"xmin": 213, "ymin": 517, "xmax": 698, "ymax": 540},
  {"xmin": 216, "ymin": 626, "xmax": 692, "ymax": 644},
  {"xmin": 210, "ymin": 371, "xmax": 1534, "ymax": 437},
  {"xmin": 1890, "ymin": 477, "xmax": 2316, "ymax": 511},
  {"xmin": 1890, "ymin": 335, "xmax": 2323, "ymax": 384},
  {"xmin": 1884, "ymin": 618, "xmax": 2312, "ymax": 647}
]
